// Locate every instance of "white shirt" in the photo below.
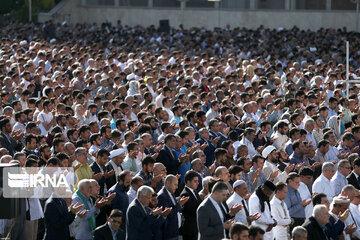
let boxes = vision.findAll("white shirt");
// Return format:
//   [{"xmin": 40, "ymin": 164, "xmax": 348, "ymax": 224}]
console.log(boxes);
[
  {"xmin": 270, "ymin": 196, "xmax": 291, "ymax": 240},
  {"xmin": 271, "ymin": 131, "xmax": 288, "ymax": 151},
  {"xmin": 208, "ymin": 196, "xmax": 226, "ymax": 238},
  {"xmin": 12, "ymin": 122, "xmax": 26, "ymax": 133},
  {"xmin": 249, "ymin": 192, "xmax": 275, "ymax": 240},
  {"xmin": 348, "ymin": 203, "xmax": 360, "ymax": 239},
  {"xmin": 298, "ymin": 182, "xmax": 313, "ymax": 219},
  {"xmin": 240, "ymin": 137, "xmax": 257, "ymax": 158},
  {"xmin": 127, "ymin": 187, "xmax": 137, "ymax": 203},
  {"xmin": 226, "ymin": 192, "xmax": 248, "ymax": 225},
  {"xmin": 26, "ymin": 198, "xmax": 44, "ymax": 220},
  {"xmin": 262, "ymin": 161, "xmax": 287, "ymax": 184},
  {"xmin": 326, "ymin": 145, "xmax": 339, "ymax": 163},
  {"xmin": 312, "ymin": 174, "xmax": 335, "ymax": 202},
  {"xmin": 37, "ymin": 111, "xmax": 53, "ymax": 136},
  {"xmin": 110, "ymin": 160, "xmax": 122, "ymax": 179}
]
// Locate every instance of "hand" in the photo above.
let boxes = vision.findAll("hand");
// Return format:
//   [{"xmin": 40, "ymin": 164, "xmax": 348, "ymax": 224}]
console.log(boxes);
[
  {"xmin": 200, "ymin": 142, "xmax": 208, "ymax": 151},
  {"xmin": 270, "ymin": 137, "xmax": 277, "ymax": 143},
  {"xmin": 152, "ymin": 174, "xmax": 165, "ymax": 185},
  {"xmin": 222, "ymin": 127, "xmax": 230, "ymax": 136},
  {"xmin": 93, "ymin": 172, "xmax": 104, "ymax": 181},
  {"xmin": 229, "ymin": 203, "xmax": 243, "ymax": 216},
  {"xmin": 269, "ymin": 170, "xmax": 280, "ymax": 179},
  {"xmin": 285, "ymin": 164, "xmax": 295, "ymax": 174},
  {"xmin": 345, "ymin": 223, "xmax": 356, "ymax": 234},
  {"xmin": 339, "ymin": 209, "xmax": 350, "ymax": 222},
  {"xmin": 104, "ymin": 169, "xmax": 115, "ymax": 178},
  {"xmin": 95, "ymin": 197, "xmax": 108, "ymax": 209},
  {"xmin": 151, "ymin": 207, "xmax": 162, "ymax": 216},
  {"xmin": 211, "ymin": 136, "xmax": 221, "ymax": 146},
  {"xmin": 70, "ymin": 202, "xmax": 84, "ymax": 214},
  {"xmin": 311, "ymin": 162, "xmax": 322, "ymax": 171},
  {"xmin": 151, "ymin": 153, "xmax": 159, "ymax": 159},
  {"xmin": 105, "ymin": 192, "xmax": 116, "ymax": 202},
  {"xmin": 175, "ymin": 174, "xmax": 181, "ymax": 179},
  {"xmin": 178, "ymin": 196, "xmax": 190, "ymax": 206},
  {"xmin": 295, "ymin": 163, "xmax": 304, "ymax": 171},
  {"xmin": 248, "ymin": 212, "xmax": 261, "ymax": 222},
  {"xmin": 73, "ymin": 163, "xmax": 81, "ymax": 170},
  {"xmin": 209, "ymin": 163, "xmax": 216, "ymax": 175},
  {"xmin": 160, "ymin": 207, "xmax": 172, "ymax": 217},
  {"xmin": 338, "ymin": 152, "xmax": 350, "ymax": 159},
  {"xmin": 178, "ymin": 154, "xmax": 188, "ymax": 163},
  {"xmin": 300, "ymin": 199, "xmax": 312, "ymax": 206},
  {"xmin": 244, "ymin": 193, "xmax": 251, "ymax": 200},
  {"xmin": 77, "ymin": 209, "xmax": 88, "ymax": 218},
  {"xmin": 256, "ymin": 146, "xmax": 265, "ymax": 153},
  {"xmin": 223, "ymin": 219, "xmax": 234, "ymax": 230},
  {"xmin": 352, "ymin": 146, "xmax": 360, "ymax": 153}
]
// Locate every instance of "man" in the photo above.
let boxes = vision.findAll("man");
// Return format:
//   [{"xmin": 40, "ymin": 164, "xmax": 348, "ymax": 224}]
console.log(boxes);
[
  {"xmin": 313, "ymin": 139, "xmax": 330, "ymax": 163},
  {"xmin": 127, "ymin": 176, "xmax": 144, "ymax": 203},
  {"xmin": 338, "ymin": 133, "xmax": 358, "ymax": 156},
  {"xmin": 297, "ymin": 167, "xmax": 314, "ymax": 219},
  {"xmin": 106, "ymin": 148, "xmax": 125, "ymax": 190},
  {"xmin": 121, "ymin": 142, "xmax": 140, "ymax": 174},
  {"xmin": 262, "ymin": 145, "xmax": 294, "ymax": 183},
  {"xmin": 248, "ymin": 155, "xmax": 267, "ymax": 194},
  {"xmin": 229, "ymin": 223, "xmax": 249, "ymax": 240},
  {"xmin": 208, "ymin": 119, "xmax": 227, "ymax": 148},
  {"xmin": 126, "ymin": 186, "xmax": 171, "ymax": 240},
  {"xmin": 272, "ymin": 121, "xmax": 289, "ymax": 151},
  {"xmin": 157, "ymin": 134, "xmax": 180, "ymax": 175},
  {"xmin": 291, "ymin": 226, "xmax": 308, "ymax": 240},
  {"xmin": 99, "ymin": 125, "xmax": 115, "ymax": 151},
  {"xmin": 197, "ymin": 181, "xmax": 234, "ymax": 240},
  {"xmin": 349, "ymin": 189, "xmax": 360, "ymax": 238},
  {"xmin": 137, "ymin": 156, "xmax": 156, "ymax": 187},
  {"xmin": 240, "ymin": 128, "xmax": 258, "ymax": 158},
  {"xmin": 284, "ymin": 128, "xmax": 301, "ymax": 156},
  {"xmin": 302, "ymin": 204, "xmax": 330, "ymax": 239},
  {"xmin": 289, "ymin": 140, "xmax": 306, "ymax": 165},
  {"xmin": 196, "ymin": 128, "xmax": 218, "ymax": 167},
  {"xmin": 107, "ymin": 170, "xmax": 131, "ymax": 230},
  {"xmin": 284, "ymin": 173, "xmax": 309, "ymax": 229},
  {"xmin": 91, "ymin": 149, "xmax": 114, "ymax": 196},
  {"xmin": 248, "ymin": 226, "xmax": 265, "ymax": 240},
  {"xmin": 312, "ymin": 162, "xmax": 336, "ymax": 202},
  {"xmin": 0, "ymin": 118, "xmax": 23, "ymax": 156},
  {"xmin": 327, "ymin": 196, "xmax": 353, "ymax": 240},
  {"xmin": 22, "ymin": 133, "xmax": 37, "ymax": 156},
  {"xmin": 227, "ymin": 180, "xmax": 260, "ymax": 226},
  {"xmin": 180, "ymin": 170, "xmax": 202, "ymax": 240},
  {"xmin": 249, "ymin": 181, "xmax": 277, "ymax": 240},
  {"xmin": 71, "ymin": 179, "xmax": 107, "ymax": 240},
  {"xmin": 157, "ymin": 175, "xmax": 189, "ymax": 240},
  {"xmin": 270, "ymin": 182, "xmax": 292, "ymax": 240},
  {"xmin": 93, "ymin": 209, "xmax": 125, "ymax": 240},
  {"xmin": 37, "ymin": 100, "xmax": 56, "ymax": 136},
  {"xmin": 347, "ymin": 158, "xmax": 360, "ymax": 190},
  {"xmin": 331, "ymin": 159, "xmax": 351, "ymax": 195},
  {"xmin": 44, "ymin": 187, "xmax": 85, "ymax": 240}
]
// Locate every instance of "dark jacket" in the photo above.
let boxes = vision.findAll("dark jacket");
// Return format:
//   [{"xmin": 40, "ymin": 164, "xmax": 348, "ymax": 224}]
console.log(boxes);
[
  {"xmin": 105, "ymin": 162, "xmax": 122, "ymax": 190},
  {"xmin": 43, "ymin": 196, "xmax": 75, "ymax": 240},
  {"xmin": 91, "ymin": 162, "xmax": 107, "ymax": 196},
  {"xmin": 180, "ymin": 186, "xmax": 202, "ymax": 240},
  {"xmin": 347, "ymin": 172, "xmax": 360, "ymax": 190},
  {"xmin": 0, "ymin": 132, "xmax": 23, "ymax": 156},
  {"xmin": 157, "ymin": 145, "xmax": 179, "ymax": 175},
  {"xmin": 302, "ymin": 216, "xmax": 329, "ymax": 240},
  {"xmin": 93, "ymin": 222, "xmax": 125, "ymax": 240},
  {"xmin": 108, "ymin": 183, "xmax": 129, "ymax": 230},
  {"xmin": 195, "ymin": 138, "xmax": 215, "ymax": 167},
  {"xmin": 157, "ymin": 187, "xmax": 181, "ymax": 239}
]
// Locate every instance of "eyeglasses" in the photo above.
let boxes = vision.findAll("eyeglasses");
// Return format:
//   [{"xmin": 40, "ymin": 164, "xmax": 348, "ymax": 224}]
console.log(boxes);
[{"xmin": 111, "ymin": 219, "xmax": 121, "ymax": 224}]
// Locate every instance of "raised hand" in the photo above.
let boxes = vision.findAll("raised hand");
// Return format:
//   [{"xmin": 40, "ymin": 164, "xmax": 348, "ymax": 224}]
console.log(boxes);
[
  {"xmin": 178, "ymin": 196, "xmax": 190, "ymax": 206},
  {"xmin": 70, "ymin": 202, "xmax": 84, "ymax": 214},
  {"xmin": 152, "ymin": 207, "xmax": 162, "ymax": 216},
  {"xmin": 160, "ymin": 207, "xmax": 172, "ymax": 217},
  {"xmin": 229, "ymin": 203, "xmax": 243, "ymax": 216},
  {"xmin": 77, "ymin": 209, "xmax": 88, "ymax": 218}
]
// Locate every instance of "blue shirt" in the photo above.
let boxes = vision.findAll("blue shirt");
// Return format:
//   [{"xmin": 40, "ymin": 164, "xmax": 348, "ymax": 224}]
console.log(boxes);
[
  {"xmin": 289, "ymin": 151, "xmax": 305, "ymax": 165},
  {"xmin": 284, "ymin": 185, "xmax": 305, "ymax": 218}
]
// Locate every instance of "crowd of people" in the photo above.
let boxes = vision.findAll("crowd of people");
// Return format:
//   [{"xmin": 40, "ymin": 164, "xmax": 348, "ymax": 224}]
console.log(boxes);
[{"xmin": 1, "ymin": 18, "xmax": 360, "ymax": 240}]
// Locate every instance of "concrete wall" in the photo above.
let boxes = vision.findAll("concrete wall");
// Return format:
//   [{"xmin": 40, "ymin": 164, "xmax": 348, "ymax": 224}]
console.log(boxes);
[{"xmin": 50, "ymin": 0, "xmax": 360, "ymax": 31}]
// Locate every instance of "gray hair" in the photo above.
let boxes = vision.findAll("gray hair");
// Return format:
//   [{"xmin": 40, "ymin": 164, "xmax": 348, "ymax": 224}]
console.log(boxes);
[
  {"xmin": 198, "ymin": 128, "xmax": 208, "ymax": 135},
  {"xmin": 165, "ymin": 174, "xmax": 177, "ymax": 185},
  {"xmin": 78, "ymin": 179, "xmax": 90, "ymax": 190},
  {"xmin": 341, "ymin": 184, "xmax": 355, "ymax": 195},
  {"xmin": 237, "ymin": 144, "xmax": 248, "ymax": 154},
  {"xmin": 202, "ymin": 176, "xmax": 212, "ymax": 187},
  {"xmin": 322, "ymin": 162, "xmax": 335, "ymax": 172},
  {"xmin": 137, "ymin": 185, "xmax": 154, "ymax": 198},
  {"xmin": 292, "ymin": 226, "xmax": 307, "ymax": 238},
  {"xmin": 0, "ymin": 155, "xmax": 12, "ymax": 163},
  {"xmin": 75, "ymin": 147, "xmax": 87, "ymax": 157},
  {"xmin": 313, "ymin": 204, "xmax": 327, "ymax": 218},
  {"xmin": 338, "ymin": 159, "xmax": 350, "ymax": 168}
]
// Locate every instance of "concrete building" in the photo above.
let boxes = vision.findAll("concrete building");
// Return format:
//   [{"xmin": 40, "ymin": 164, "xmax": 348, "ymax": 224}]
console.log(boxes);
[{"xmin": 39, "ymin": 0, "xmax": 360, "ymax": 31}]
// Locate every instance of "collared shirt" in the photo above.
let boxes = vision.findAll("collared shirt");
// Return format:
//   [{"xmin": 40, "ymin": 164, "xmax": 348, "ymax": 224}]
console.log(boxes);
[
  {"xmin": 331, "ymin": 171, "xmax": 348, "ymax": 195},
  {"xmin": 338, "ymin": 143, "xmax": 352, "ymax": 155},
  {"xmin": 326, "ymin": 145, "xmax": 340, "ymax": 163},
  {"xmin": 127, "ymin": 187, "xmax": 137, "ymax": 203},
  {"xmin": 284, "ymin": 185, "xmax": 305, "ymax": 218},
  {"xmin": 227, "ymin": 192, "xmax": 248, "ymax": 225},
  {"xmin": 313, "ymin": 128, "xmax": 324, "ymax": 145},
  {"xmin": 348, "ymin": 203, "xmax": 360, "ymax": 239},
  {"xmin": 272, "ymin": 131, "xmax": 288, "ymax": 151},
  {"xmin": 298, "ymin": 182, "xmax": 313, "ymax": 219},
  {"xmin": 312, "ymin": 174, "xmax": 335, "ymax": 202},
  {"xmin": 121, "ymin": 156, "xmax": 139, "ymax": 174},
  {"xmin": 284, "ymin": 139, "xmax": 294, "ymax": 156},
  {"xmin": 289, "ymin": 151, "xmax": 305, "ymax": 165},
  {"xmin": 99, "ymin": 138, "xmax": 115, "ymax": 151},
  {"xmin": 107, "ymin": 222, "xmax": 118, "ymax": 240},
  {"xmin": 242, "ymin": 171, "xmax": 256, "ymax": 194},
  {"xmin": 313, "ymin": 149, "xmax": 328, "ymax": 163},
  {"xmin": 240, "ymin": 137, "xmax": 257, "ymax": 158},
  {"xmin": 306, "ymin": 130, "xmax": 317, "ymax": 149},
  {"xmin": 263, "ymin": 161, "xmax": 287, "ymax": 184},
  {"xmin": 137, "ymin": 170, "xmax": 153, "ymax": 187},
  {"xmin": 209, "ymin": 196, "xmax": 226, "ymax": 238},
  {"xmin": 270, "ymin": 196, "xmax": 291, "ymax": 240},
  {"xmin": 248, "ymin": 167, "xmax": 267, "ymax": 193}
]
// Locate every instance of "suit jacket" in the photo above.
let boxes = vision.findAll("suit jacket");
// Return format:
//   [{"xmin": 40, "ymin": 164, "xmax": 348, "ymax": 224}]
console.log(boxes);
[
  {"xmin": 108, "ymin": 183, "xmax": 129, "ymax": 230},
  {"xmin": 105, "ymin": 162, "xmax": 122, "ymax": 190},
  {"xmin": 93, "ymin": 222, "xmax": 125, "ymax": 240},
  {"xmin": 91, "ymin": 162, "xmax": 107, "ymax": 196},
  {"xmin": 195, "ymin": 138, "xmax": 215, "ymax": 167},
  {"xmin": 43, "ymin": 196, "xmax": 75, "ymax": 240},
  {"xmin": 209, "ymin": 130, "xmax": 227, "ymax": 148},
  {"xmin": 180, "ymin": 186, "xmax": 202, "ymax": 239},
  {"xmin": 126, "ymin": 199, "xmax": 157, "ymax": 240},
  {"xmin": 302, "ymin": 216, "xmax": 329, "ymax": 240},
  {"xmin": 197, "ymin": 197, "xmax": 225, "ymax": 240},
  {"xmin": 157, "ymin": 187, "xmax": 181, "ymax": 239},
  {"xmin": 347, "ymin": 172, "xmax": 360, "ymax": 190},
  {"xmin": 0, "ymin": 132, "xmax": 23, "ymax": 156},
  {"xmin": 157, "ymin": 145, "xmax": 179, "ymax": 175}
]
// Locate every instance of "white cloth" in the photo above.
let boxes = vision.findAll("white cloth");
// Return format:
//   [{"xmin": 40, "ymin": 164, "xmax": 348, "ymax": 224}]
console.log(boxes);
[
  {"xmin": 109, "ymin": 160, "xmax": 122, "ymax": 179},
  {"xmin": 348, "ymin": 203, "xmax": 360, "ymax": 239},
  {"xmin": 26, "ymin": 198, "xmax": 44, "ymax": 220},
  {"xmin": 270, "ymin": 196, "xmax": 291, "ymax": 240},
  {"xmin": 127, "ymin": 187, "xmax": 137, "ymax": 203},
  {"xmin": 240, "ymin": 137, "xmax": 257, "ymax": 158},
  {"xmin": 249, "ymin": 193, "xmax": 275, "ymax": 240},
  {"xmin": 37, "ymin": 111, "xmax": 53, "ymax": 136},
  {"xmin": 271, "ymin": 131, "xmax": 288, "ymax": 151},
  {"xmin": 298, "ymin": 182, "xmax": 313, "ymax": 219},
  {"xmin": 226, "ymin": 192, "xmax": 248, "ymax": 225},
  {"xmin": 312, "ymin": 174, "xmax": 335, "ymax": 202},
  {"xmin": 262, "ymin": 161, "xmax": 287, "ymax": 184},
  {"xmin": 326, "ymin": 145, "xmax": 340, "ymax": 163}
]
